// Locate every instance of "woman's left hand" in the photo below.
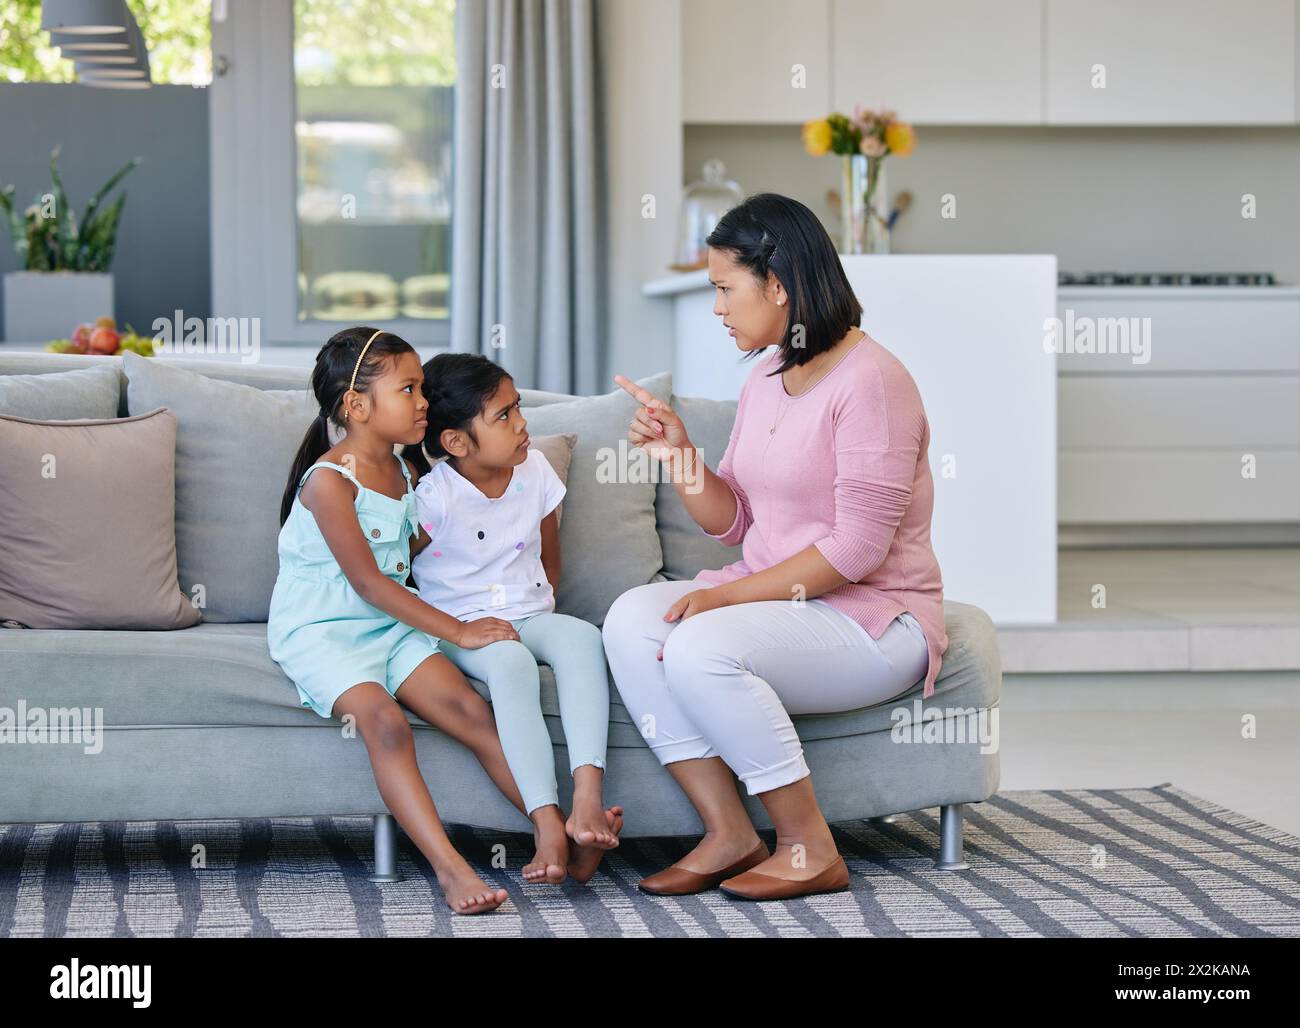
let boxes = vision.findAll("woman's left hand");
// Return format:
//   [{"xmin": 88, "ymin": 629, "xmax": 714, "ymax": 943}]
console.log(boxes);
[{"xmin": 656, "ymin": 587, "xmax": 729, "ymax": 660}]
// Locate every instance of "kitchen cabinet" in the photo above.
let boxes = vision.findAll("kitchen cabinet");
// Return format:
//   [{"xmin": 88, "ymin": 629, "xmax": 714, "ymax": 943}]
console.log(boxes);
[
  {"xmin": 681, "ymin": 0, "xmax": 1300, "ymax": 126},
  {"xmin": 831, "ymin": 0, "xmax": 1043, "ymax": 124},
  {"xmin": 1060, "ymin": 452, "xmax": 1300, "ymax": 522},
  {"xmin": 682, "ymin": 0, "xmax": 831, "ymax": 124},
  {"xmin": 1044, "ymin": 0, "xmax": 1297, "ymax": 125},
  {"xmin": 1056, "ymin": 288, "xmax": 1300, "ymax": 524},
  {"xmin": 1052, "ymin": 293, "xmax": 1300, "ymax": 373}
]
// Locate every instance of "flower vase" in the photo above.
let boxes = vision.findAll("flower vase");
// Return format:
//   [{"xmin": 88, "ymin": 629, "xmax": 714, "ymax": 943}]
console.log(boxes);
[
  {"xmin": 841, "ymin": 154, "xmax": 867, "ymax": 254},
  {"xmin": 841, "ymin": 154, "xmax": 890, "ymax": 255},
  {"xmin": 864, "ymin": 155, "xmax": 890, "ymax": 254}
]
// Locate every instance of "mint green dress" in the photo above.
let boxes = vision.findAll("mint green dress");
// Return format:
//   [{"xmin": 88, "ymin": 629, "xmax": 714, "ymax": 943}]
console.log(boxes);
[{"xmin": 267, "ymin": 456, "xmax": 440, "ymax": 719}]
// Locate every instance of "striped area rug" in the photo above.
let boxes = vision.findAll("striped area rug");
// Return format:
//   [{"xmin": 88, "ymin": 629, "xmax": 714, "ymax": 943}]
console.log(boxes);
[{"xmin": 3, "ymin": 784, "xmax": 1298, "ymax": 938}]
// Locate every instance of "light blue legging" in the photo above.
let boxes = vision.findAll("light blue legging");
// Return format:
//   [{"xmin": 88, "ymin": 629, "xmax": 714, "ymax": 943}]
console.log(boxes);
[{"xmin": 436, "ymin": 611, "xmax": 609, "ymax": 815}]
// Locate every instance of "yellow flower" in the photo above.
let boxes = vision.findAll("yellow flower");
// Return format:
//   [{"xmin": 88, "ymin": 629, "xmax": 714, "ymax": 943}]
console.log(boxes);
[
  {"xmin": 802, "ymin": 119, "xmax": 832, "ymax": 156},
  {"xmin": 884, "ymin": 122, "xmax": 916, "ymax": 157}
]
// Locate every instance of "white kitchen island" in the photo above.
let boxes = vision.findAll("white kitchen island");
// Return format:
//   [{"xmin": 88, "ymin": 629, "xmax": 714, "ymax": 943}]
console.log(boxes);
[{"xmin": 643, "ymin": 254, "xmax": 1059, "ymax": 626}]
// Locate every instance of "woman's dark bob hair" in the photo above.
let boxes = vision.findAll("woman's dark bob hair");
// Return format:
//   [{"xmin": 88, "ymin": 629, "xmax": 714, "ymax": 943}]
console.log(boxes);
[{"xmin": 705, "ymin": 192, "xmax": 863, "ymax": 376}]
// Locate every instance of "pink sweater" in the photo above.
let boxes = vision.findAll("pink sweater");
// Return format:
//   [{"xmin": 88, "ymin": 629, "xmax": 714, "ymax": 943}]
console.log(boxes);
[{"xmin": 693, "ymin": 331, "xmax": 948, "ymax": 699}]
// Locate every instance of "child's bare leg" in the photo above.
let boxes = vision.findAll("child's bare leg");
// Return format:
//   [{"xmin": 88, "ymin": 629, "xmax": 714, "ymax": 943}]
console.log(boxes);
[
  {"xmin": 394, "ymin": 656, "xmax": 526, "ymax": 809},
  {"xmin": 392, "ymin": 653, "xmax": 565, "ymax": 883},
  {"xmin": 333, "ymin": 676, "xmax": 505, "ymax": 915}
]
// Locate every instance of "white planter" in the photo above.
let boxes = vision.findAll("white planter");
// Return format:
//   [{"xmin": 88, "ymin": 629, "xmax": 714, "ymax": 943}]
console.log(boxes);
[{"xmin": 3, "ymin": 271, "xmax": 115, "ymax": 343}]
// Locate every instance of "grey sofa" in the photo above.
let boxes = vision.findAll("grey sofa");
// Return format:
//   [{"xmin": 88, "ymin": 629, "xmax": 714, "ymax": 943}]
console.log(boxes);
[{"xmin": 0, "ymin": 351, "xmax": 1000, "ymax": 878}]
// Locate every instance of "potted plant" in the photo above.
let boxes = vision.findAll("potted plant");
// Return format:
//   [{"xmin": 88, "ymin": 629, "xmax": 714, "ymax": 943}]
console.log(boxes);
[
  {"xmin": 802, "ymin": 106, "xmax": 915, "ymax": 254},
  {"xmin": 1, "ymin": 146, "xmax": 140, "ymax": 343}
]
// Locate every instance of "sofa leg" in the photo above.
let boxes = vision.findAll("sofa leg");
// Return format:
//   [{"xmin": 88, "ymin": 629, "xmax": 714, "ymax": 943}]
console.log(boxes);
[
  {"xmin": 868, "ymin": 814, "xmax": 898, "ymax": 824},
  {"xmin": 368, "ymin": 812, "xmax": 402, "ymax": 883},
  {"xmin": 937, "ymin": 803, "xmax": 971, "ymax": 871}
]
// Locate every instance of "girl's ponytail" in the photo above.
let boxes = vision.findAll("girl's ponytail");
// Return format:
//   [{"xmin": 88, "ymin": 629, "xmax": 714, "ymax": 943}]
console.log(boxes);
[{"xmin": 280, "ymin": 411, "xmax": 332, "ymax": 525}]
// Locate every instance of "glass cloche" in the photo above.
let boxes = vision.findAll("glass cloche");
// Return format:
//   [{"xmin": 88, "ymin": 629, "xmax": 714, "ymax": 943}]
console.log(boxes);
[{"xmin": 670, "ymin": 159, "xmax": 745, "ymax": 272}]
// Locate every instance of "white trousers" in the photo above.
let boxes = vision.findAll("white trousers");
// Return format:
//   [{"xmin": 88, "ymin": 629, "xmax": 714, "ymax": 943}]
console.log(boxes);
[{"xmin": 601, "ymin": 579, "xmax": 929, "ymax": 796}]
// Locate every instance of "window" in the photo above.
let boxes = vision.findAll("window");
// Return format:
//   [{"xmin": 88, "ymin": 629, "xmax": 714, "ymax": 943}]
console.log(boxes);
[
  {"xmin": 210, "ymin": 0, "xmax": 456, "ymax": 347},
  {"xmin": 293, "ymin": 0, "xmax": 456, "ymax": 325}
]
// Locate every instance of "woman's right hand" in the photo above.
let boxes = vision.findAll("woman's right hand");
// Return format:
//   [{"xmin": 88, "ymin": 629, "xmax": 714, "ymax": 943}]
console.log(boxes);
[
  {"xmin": 453, "ymin": 616, "xmax": 520, "ymax": 649},
  {"xmin": 614, "ymin": 374, "xmax": 691, "ymax": 464}
]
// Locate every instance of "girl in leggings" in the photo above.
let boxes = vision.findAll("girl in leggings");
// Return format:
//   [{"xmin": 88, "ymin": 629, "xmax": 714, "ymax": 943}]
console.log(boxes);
[{"xmin": 406, "ymin": 353, "xmax": 620, "ymax": 885}]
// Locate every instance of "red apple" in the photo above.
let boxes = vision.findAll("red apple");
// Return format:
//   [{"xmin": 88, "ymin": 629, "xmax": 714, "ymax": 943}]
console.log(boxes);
[
  {"xmin": 95, "ymin": 315, "xmax": 116, "ymax": 331},
  {"xmin": 72, "ymin": 323, "xmax": 93, "ymax": 353},
  {"xmin": 88, "ymin": 326, "xmax": 120, "ymax": 355}
]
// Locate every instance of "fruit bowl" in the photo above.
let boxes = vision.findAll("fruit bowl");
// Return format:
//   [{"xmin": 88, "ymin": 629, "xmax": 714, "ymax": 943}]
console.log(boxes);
[{"xmin": 46, "ymin": 316, "xmax": 156, "ymax": 357}]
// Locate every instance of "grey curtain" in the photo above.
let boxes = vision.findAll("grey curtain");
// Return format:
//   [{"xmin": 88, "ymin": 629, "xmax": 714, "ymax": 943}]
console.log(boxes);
[{"xmin": 451, "ymin": 0, "xmax": 605, "ymax": 394}]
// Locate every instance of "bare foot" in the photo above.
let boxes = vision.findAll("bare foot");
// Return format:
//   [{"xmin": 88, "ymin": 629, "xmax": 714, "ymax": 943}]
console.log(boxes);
[
  {"xmin": 435, "ymin": 857, "xmax": 508, "ymax": 915},
  {"xmin": 523, "ymin": 806, "xmax": 568, "ymax": 884},
  {"xmin": 567, "ymin": 806, "xmax": 624, "ymax": 884},
  {"xmin": 566, "ymin": 782, "xmax": 620, "ymax": 849}
]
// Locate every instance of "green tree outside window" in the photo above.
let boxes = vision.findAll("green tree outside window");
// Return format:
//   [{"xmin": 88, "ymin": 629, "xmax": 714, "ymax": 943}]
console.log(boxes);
[{"xmin": 1, "ymin": 0, "xmax": 211, "ymax": 85}]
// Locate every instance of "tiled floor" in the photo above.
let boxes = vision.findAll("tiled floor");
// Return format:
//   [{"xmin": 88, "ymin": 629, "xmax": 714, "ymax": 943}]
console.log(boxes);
[
  {"xmin": 997, "ymin": 547, "xmax": 1300, "ymax": 673},
  {"xmin": 997, "ymin": 547, "xmax": 1300, "ymax": 837},
  {"xmin": 1000, "ymin": 671, "xmax": 1300, "ymax": 837}
]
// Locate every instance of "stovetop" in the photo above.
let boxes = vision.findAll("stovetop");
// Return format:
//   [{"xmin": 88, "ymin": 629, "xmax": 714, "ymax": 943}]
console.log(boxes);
[{"xmin": 1059, "ymin": 271, "xmax": 1278, "ymax": 287}]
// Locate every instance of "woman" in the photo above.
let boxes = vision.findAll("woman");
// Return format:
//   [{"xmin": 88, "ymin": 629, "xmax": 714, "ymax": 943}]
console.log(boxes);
[{"xmin": 602, "ymin": 193, "xmax": 947, "ymax": 901}]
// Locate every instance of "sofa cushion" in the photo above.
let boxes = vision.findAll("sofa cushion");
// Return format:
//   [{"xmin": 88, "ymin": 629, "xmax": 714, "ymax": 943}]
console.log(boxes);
[
  {"xmin": 0, "ymin": 622, "xmax": 625, "ymax": 736},
  {"xmin": 121, "ymin": 352, "xmax": 318, "ymax": 623},
  {"xmin": 519, "ymin": 372, "xmax": 671, "ymax": 626},
  {"xmin": 0, "ymin": 352, "xmax": 312, "ymax": 417},
  {"xmin": 0, "ymin": 601, "xmax": 997, "ymax": 741},
  {"xmin": 0, "ymin": 364, "xmax": 120, "ymax": 420},
  {"xmin": 655, "ymin": 393, "xmax": 744, "ymax": 581},
  {"xmin": 0, "ymin": 409, "xmax": 200, "ymax": 631},
  {"xmin": 518, "ymin": 386, "xmax": 580, "ymax": 407}
]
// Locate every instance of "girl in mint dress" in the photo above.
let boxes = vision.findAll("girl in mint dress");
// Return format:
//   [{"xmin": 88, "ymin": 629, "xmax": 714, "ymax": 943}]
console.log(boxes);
[
  {"xmin": 266, "ymin": 327, "xmax": 532, "ymax": 917},
  {"xmin": 271, "ymin": 452, "xmax": 431, "ymax": 717}
]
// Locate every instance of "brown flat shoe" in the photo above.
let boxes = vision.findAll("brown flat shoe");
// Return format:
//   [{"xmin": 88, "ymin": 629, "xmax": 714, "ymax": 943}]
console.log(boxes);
[
  {"xmin": 637, "ymin": 840, "xmax": 770, "ymax": 896},
  {"xmin": 719, "ymin": 854, "xmax": 851, "ymax": 901}
]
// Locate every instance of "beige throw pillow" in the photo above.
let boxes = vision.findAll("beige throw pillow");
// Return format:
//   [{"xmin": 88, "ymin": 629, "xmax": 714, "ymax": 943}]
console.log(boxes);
[
  {"xmin": 0, "ymin": 409, "xmax": 201, "ymax": 630},
  {"xmin": 525, "ymin": 432, "xmax": 577, "ymax": 525}
]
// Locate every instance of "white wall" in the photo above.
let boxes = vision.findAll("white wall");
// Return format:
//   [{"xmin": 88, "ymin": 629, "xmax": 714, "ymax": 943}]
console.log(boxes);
[{"xmin": 596, "ymin": 0, "xmax": 683, "ymax": 386}]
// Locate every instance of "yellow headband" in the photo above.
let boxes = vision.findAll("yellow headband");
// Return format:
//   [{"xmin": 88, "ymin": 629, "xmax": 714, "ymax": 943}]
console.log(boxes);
[{"xmin": 349, "ymin": 329, "xmax": 385, "ymax": 394}]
